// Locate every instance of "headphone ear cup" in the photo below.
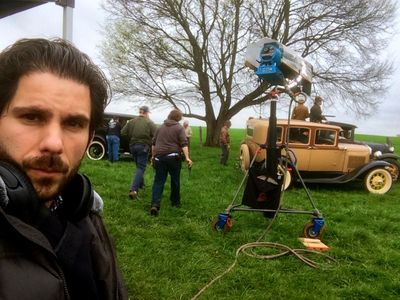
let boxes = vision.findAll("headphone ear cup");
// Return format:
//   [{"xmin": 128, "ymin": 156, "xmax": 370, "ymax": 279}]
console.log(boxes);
[
  {"xmin": 60, "ymin": 173, "xmax": 94, "ymax": 222},
  {"xmin": 0, "ymin": 161, "xmax": 41, "ymax": 224}
]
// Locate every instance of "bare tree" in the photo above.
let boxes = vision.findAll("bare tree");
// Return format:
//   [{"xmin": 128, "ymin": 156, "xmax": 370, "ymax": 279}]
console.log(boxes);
[{"xmin": 101, "ymin": 0, "xmax": 396, "ymax": 146}]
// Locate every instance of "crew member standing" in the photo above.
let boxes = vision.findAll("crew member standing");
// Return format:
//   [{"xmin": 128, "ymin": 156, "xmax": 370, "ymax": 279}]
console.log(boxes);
[
  {"xmin": 150, "ymin": 109, "xmax": 192, "ymax": 216},
  {"xmin": 183, "ymin": 120, "xmax": 192, "ymax": 149},
  {"xmin": 310, "ymin": 96, "xmax": 326, "ymax": 123},
  {"xmin": 219, "ymin": 120, "xmax": 231, "ymax": 165},
  {"xmin": 106, "ymin": 117, "xmax": 122, "ymax": 162},
  {"xmin": 121, "ymin": 106, "xmax": 157, "ymax": 200},
  {"xmin": 291, "ymin": 94, "xmax": 309, "ymax": 121}
]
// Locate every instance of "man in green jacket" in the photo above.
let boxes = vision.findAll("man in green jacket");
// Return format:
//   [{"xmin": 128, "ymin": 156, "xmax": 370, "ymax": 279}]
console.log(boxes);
[
  {"xmin": 121, "ymin": 106, "xmax": 157, "ymax": 199},
  {"xmin": 0, "ymin": 38, "xmax": 127, "ymax": 300}
]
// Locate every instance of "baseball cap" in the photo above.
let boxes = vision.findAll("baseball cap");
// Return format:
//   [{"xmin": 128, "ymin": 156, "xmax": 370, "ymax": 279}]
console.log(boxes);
[{"xmin": 139, "ymin": 105, "xmax": 150, "ymax": 113}]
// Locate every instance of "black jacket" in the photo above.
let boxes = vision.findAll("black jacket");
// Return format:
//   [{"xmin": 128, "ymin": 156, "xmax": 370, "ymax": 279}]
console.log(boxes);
[{"xmin": 0, "ymin": 194, "xmax": 128, "ymax": 300}]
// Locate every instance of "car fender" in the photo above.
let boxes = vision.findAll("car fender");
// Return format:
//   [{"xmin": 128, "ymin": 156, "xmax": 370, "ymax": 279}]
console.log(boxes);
[
  {"xmin": 350, "ymin": 160, "xmax": 392, "ymax": 179},
  {"xmin": 375, "ymin": 153, "xmax": 400, "ymax": 161},
  {"xmin": 300, "ymin": 160, "xmax": 391, "ymax": 184}
]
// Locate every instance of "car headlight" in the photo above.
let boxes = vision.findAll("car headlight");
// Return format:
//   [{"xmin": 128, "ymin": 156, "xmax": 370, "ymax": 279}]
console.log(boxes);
[
  {"xmin": 389, "ymin": 146, "xmax": 394, "ymax": 152},
  {"xmin": 373, "ymin": 150, "xmax": 382, "ymax": 158},
  {"xmin": 367, "ymin": 145, "xmax": 372, "ymax": 155}
]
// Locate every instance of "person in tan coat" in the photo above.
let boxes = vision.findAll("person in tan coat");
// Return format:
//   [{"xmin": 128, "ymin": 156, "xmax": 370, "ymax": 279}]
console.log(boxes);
[{"xmin": 291, "ymin": 93, "xmax": 309, "ymax": 121}]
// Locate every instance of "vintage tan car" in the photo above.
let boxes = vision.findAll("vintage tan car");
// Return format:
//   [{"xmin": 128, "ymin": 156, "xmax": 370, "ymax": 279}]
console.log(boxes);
[{"xmin": 239, "ymin": 118, "xmax": 397, "ymax": 194}]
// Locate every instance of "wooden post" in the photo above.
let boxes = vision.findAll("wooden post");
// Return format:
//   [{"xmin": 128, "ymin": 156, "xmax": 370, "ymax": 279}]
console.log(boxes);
[{"xmin": 199, "ymin": 126, "xmax": 203, "ymax": 145}]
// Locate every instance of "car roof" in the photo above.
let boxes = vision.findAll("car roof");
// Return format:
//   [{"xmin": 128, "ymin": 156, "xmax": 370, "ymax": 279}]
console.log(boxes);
[
  {"xmin": 247, "ymin": 118, "xmax": 342, "ymax": 130},
  {"xmin": 104, "ymin": 112, "xmax": 136, "ymax": 119},
  {"xmin": 326, "ymin": 121, "xmax": 357, "ymax": 130}
]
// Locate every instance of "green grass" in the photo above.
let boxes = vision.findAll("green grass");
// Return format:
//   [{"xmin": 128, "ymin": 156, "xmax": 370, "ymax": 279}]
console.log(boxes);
[{"xmin": 81, "ymin": 128, "xmax": 400, "ymax": 299}]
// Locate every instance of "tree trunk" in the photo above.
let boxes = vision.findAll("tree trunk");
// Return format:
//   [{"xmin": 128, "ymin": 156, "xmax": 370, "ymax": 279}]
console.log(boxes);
[{"xmin": 204, "ymin": 118, "xmax": 224, "ymax": 147}]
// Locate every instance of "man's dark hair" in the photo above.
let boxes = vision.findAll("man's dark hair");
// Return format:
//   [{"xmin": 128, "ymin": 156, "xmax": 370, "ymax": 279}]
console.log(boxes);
[
  {"xmin": 0, "ymin": 38, "xmax": 110, "ymax": 132},
  {"xmin": 314, "ymin": 96, "xmax": 323, "ymax": 103},
  {"xmin": 168, "ymin": 109, "xmax": 182, "ymax": 122}
]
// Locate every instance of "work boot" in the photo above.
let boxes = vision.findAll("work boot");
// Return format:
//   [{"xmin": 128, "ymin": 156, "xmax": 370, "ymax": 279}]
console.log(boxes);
[
  {"xmin": 150, "ymin": 206, "xmax": 159, "ymax": 216},
  {"xmin": 129, "ymin": 190, "xmax": 138, "ymax": 200}
]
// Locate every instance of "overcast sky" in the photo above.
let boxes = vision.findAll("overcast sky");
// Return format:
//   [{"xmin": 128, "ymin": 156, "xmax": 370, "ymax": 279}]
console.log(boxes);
[{"xmin": 0, "ymin": 0, "xmax": 399, "ymax": 136}]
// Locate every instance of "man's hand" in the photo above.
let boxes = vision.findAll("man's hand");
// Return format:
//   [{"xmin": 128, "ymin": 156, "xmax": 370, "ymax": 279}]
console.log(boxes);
[{"xmin": 186, "ymin": 158, "xmax": 193, "ymax": 168}]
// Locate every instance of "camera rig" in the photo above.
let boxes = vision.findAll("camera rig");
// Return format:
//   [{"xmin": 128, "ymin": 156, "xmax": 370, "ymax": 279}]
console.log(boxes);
[
  {"xmin": 213, "ymin": 38, "xmax": 325, "ymax": 240},
  {"xmin": 245, "ymin": 37, "xmax": 313, "ymax": 95}
]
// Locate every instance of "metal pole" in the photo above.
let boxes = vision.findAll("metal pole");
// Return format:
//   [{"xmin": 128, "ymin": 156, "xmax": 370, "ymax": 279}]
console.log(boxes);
[
  {"xmin": 62, "ymin": 5, "xmax": 73, "ymax": 42},
  {"xmin": 266, "ymin": 93, "xmax": 279, "ymax": 181}
]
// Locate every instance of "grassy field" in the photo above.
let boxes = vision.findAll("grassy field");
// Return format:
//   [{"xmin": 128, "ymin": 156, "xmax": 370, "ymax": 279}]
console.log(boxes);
[{"xmin": 81, "ymin": 127, "xmax": 400, "ymax": 300}]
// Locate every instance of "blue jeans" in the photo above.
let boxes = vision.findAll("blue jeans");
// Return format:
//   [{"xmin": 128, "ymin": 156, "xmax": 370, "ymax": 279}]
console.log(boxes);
[
  {"xmin": 129, "ymin": 144, "xmax": 149, "ymax": 192},
  {"xmin": 106, "ymin": 135, "xmax": 120, "ymax": 162},
  {"xmin": 151, "ymin": 155, "xmax": 182, "ymax": 208}
]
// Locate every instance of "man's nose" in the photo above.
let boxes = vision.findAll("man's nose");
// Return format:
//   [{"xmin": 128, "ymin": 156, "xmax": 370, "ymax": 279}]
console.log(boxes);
[{"xmin": 39, "ymin": 124, "xmax": 64, "ymax": 154}]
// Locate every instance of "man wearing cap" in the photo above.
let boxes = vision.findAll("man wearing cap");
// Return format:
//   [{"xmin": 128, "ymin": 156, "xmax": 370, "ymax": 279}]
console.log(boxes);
[
  {"xmin": 121, "ymin": 106, "xmax": 157, "ymax": 199},
  {"xmin": 291, "ymin": 93, "xmax": 309, "ymax": 121},
  {"xmin": 309, "ymin": 96, "xmax": 326, "ymax": 123}
]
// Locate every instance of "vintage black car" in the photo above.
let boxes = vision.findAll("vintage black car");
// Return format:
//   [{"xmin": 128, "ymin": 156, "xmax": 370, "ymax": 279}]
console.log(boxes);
[
  {"xmin": 86, "ymin": 112, "xmax": 136, "ymax": 160},
  {"xmin": 327, "ymin": 121, "xmax": 399, "ymax": 179}
]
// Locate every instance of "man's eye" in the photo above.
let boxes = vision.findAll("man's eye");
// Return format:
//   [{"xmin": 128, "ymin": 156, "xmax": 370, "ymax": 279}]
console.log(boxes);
[
  {"xmin": 21, "ymin": 114, "xmax": 42, "ymax": 122},
  {"xmin": 66, "ymin": 119, "xmax": 87, "ymax": 129}
]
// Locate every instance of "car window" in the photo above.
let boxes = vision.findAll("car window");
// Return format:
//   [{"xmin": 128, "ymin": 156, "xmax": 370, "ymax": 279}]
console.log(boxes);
[
  {"xmin": 246, "ymin": 125, "xmax": 254, "ymax": 137},
  {"xmin": 315, "ymin": 129, "xmax": 336, "ymax": 145},
  {"xmin": 288, "ymin": 127, "xmax": 310, "ymax": 144}
]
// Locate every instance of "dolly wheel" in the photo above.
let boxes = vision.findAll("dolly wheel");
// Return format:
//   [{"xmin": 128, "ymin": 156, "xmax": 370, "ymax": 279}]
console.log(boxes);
[
  {"xmin": 303, "ymin": 221, "xmax": 325, "ymax": 239},
  {"xmin": 212, "ymin": 216, "xmax": 233, "ymax": 232}
]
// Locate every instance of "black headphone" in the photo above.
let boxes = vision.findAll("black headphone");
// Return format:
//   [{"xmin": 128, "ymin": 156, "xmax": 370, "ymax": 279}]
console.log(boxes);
[{"xmin": 0, "ymin": 161, "xmax": 94, "ymax": 225}]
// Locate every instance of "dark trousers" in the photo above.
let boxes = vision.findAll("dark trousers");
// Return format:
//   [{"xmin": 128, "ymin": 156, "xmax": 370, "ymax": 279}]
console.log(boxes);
[
  {"xmin": 129, "ymin": 144, "xmax": 149, "ymax": 192},
  {"xmin": 220, "ymin": 143, "xmax": 229, "ymax": 165},
  {"xmin": 151, "ymin": 155, "xmax": 182, "ymax": 208}
]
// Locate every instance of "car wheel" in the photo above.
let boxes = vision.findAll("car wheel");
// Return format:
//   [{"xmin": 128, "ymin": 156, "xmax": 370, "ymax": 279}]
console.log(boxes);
[
  {"xmin": 383, "ymin": 158, "xmax": 400, "ymax": 181},
  {"xmin": 278, "ymin": 165, "xmax": 292, "ymax": 190},
  {"xmin": 86, "ymin": 140, "xmax": 106, "ymax": 160},
  {"xmin": 239, "ymin": 144, "xmax": 250, "ymax": 172},
  {"xmin": 364, "ymin": 168, "xmax": 393, "ymax": 194}
]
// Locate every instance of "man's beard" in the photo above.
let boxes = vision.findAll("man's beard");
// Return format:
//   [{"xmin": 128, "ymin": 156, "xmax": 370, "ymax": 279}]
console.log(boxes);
[{"xmin": 0, "ymin": 145, "xmax": 80, "ymax": 202}]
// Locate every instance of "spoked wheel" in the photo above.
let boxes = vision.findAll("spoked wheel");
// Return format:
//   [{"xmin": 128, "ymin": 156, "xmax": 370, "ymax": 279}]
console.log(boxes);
[
  {"xmin": 384, "ymin": 158, "xmax": 400, "ymax": 181},
  {"xmin": 86, "ymin": 140, "xmax": 106, "ymax": 160},
  {"xmin": 303, "ymin": 221, "xmax": 325, "ymax": 239},
  {"xmin": 278, "ymin": 165, "xmax": 292, "ymax": 191},
  {"xmin": 212, "ymin": 215, "xmax": 233, "ymax": 232},
  {"xmin": 364, "ymin": 168, "xmax": 392, "ymax": 194},
  {"xmin": 239, "ymin": 144, "xmax": 250, "ymax": 172}
]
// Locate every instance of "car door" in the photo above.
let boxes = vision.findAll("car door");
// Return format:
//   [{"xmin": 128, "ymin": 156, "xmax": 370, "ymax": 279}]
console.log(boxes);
[
  {"xmin": 286, "ymin": 126, "xmax": 312, "ymax": 170},
  {"xmin": 307, "ymin": 128, "xmax": 346, "ymax": 172}
]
